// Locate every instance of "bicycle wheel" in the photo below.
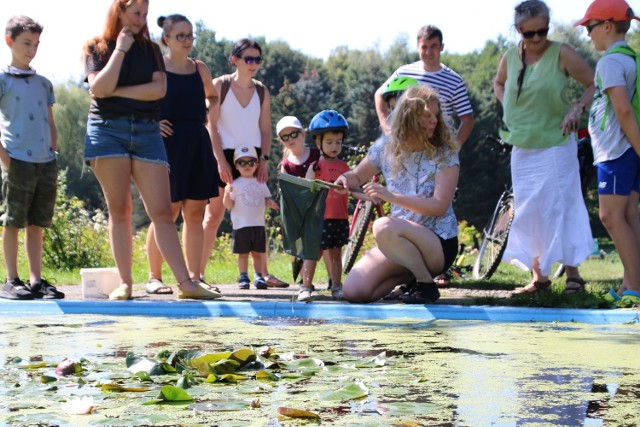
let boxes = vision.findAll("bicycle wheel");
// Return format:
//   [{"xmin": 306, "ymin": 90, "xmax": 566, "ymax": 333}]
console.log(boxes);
[
  {"xmin": 342, "ymin": 201, "xmax": 375, "ymax": 274},
  {"xmin": 472, "ymin": 194, "xmax": 514, "ymax": 279}
]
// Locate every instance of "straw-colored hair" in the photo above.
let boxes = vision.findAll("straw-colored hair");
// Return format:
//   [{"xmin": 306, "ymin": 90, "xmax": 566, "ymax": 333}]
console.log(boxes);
[{"xmin": 387, "ymin": 85, "xmax": 456, "ymax": 176}]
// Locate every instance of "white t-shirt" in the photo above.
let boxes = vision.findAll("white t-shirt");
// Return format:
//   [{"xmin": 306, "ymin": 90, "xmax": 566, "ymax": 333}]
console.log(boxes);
[
  {"xmin": 229, "ymin": 177, "xmax": 272, "ymax": 229},
  {"xmin": 589, "ymin": 41, "xmax": 637, "ymax": 164}
]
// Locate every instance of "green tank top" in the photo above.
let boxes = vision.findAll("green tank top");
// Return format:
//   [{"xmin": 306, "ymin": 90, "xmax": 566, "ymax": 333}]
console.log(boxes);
[{"xmin": 503, "ymin": 41, "xmax": 570, "ymax": 149}]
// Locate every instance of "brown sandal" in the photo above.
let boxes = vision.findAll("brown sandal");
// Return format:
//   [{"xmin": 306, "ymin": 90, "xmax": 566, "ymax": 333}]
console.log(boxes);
[
  {"xmin": 512, "ymin": 279, "xmax": 552, "ymax": 295},
  {"xmin": 563, "ymin": 277, "xmax": 586, "ymax": 294}
]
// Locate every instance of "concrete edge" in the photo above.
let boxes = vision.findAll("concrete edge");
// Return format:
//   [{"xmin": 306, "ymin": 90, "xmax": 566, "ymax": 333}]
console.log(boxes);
[{"xmin": 1, "ymin": 299, "xmax": 638, "ymax": 324}]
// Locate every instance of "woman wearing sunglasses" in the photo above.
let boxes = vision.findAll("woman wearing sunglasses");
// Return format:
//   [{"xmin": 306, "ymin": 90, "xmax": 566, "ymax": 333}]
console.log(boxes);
[
  {"xmin": 493, "ymin": 0, "xmax": 596, "ymax": 295},
  {"xmin": 144, "ymin": 14, "xmax": 223, "ymax": 295},
  {"xmin": 201, "ymin": 38, "xmax": 288, "ymax": 287}
]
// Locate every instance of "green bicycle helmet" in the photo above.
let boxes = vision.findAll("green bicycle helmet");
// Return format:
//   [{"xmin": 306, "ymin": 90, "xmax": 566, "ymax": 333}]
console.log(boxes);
[{"xmin": 382, "ymin": 76, "xmax": 419, "ymax": 102}]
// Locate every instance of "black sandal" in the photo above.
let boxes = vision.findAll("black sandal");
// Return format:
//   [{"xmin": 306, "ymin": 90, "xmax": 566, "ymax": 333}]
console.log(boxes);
[
  {"xmin": 401, "ymin": 282, "xmax": 440, "ymax": 304},
  {"xmin": 383, "ymin": 281, "xmax": 416, "ymax": 300},
  {"xmin": 563, "ymin": 277, "xmax": 586, "ymax": 294}
]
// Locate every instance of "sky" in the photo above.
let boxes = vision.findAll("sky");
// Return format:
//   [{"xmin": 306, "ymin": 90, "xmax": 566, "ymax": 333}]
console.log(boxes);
[{"xmin": 2, "ymin": 0, "xmax": 593, "ymax": 84}]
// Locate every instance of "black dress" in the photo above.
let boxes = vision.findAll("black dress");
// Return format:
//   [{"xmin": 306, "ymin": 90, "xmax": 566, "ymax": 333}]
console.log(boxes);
[{"xmin": 160, "ymin": 64, "xmax": 221, "ymax": 202}]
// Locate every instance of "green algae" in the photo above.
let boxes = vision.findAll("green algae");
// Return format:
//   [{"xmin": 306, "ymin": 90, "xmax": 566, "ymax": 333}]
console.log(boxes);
[{"xmin": 0, "ymin": 316, "xmax": 638, "ymax": 426}]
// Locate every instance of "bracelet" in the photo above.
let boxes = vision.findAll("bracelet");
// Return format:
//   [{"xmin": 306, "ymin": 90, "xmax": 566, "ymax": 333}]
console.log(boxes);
[{"xmin": 115, "ymin": 48, "xmax": 127, "ymax": 54}]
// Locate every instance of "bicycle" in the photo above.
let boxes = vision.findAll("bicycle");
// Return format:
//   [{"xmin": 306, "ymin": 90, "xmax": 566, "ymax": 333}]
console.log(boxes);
[
  {"xmin": 472, "ymin": 132, "xmax": 595, "ymax": 280},
  {"xmin": 341, "ymin": 175, "xmax": 385, "ymax": 274}
]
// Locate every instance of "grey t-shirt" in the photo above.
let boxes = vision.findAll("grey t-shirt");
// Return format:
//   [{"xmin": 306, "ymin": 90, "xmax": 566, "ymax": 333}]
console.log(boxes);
[
  {"xmin": 0, "ymin": 71, "xmax": 56, "ymax": 163},
  {"xmin": 588, "ymin": 41, "xmax": 637, "ymax": 164}
]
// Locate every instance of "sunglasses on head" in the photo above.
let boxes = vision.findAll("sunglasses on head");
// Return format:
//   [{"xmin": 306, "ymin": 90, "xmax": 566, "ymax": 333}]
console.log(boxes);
[
  {"xmin": 279, "ymin": 130, "xmax": 300, "ymax": 141},
  {"xmin": 241, "ymin": 56, "xmax": 262, "ymax": 65},
  {"xmin": 521, "ymin": 27, "xmax": 549, "ymax": 39},
  {"xmin": 236, "ymin": 159, "xmax": 256, "ymax": 167}
]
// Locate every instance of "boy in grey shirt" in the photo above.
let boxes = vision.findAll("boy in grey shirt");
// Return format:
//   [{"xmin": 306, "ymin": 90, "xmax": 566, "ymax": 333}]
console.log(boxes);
[{"xmin": 0, "ymin": 15, "xmax": 63, "ymax": 300}]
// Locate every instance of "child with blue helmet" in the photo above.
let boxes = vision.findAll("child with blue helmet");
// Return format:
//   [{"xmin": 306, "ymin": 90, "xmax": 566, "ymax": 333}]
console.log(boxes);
[{"xmin": 298, "ymin": 110, "xmax": 352, "ymax": 302}]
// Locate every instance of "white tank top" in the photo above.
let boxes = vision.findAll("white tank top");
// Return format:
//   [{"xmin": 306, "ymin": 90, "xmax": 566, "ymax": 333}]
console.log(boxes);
[{"xmin": 218, "ymin": 88, "xmax": 261, "ymax": 150}]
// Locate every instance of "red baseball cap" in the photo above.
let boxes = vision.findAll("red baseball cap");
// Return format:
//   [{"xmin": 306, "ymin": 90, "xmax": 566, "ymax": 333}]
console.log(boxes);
[{"xmin": 575, "ymin": 0, "xmax": 638, "ymax": 26}]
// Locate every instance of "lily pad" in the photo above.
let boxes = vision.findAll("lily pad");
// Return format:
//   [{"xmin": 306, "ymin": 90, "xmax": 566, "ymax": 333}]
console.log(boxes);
[
  {"xmin": 319, "ymin": 382, "xmax": 369, "ymax": 401},
  {"xmin": 277, "ymin": 406, "xmax": 320, "ymax": 419}
]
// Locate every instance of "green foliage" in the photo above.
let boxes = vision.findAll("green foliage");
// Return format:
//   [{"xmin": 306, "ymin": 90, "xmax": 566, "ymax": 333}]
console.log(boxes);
[{"xmin": 42, "ymin": 169, "xmax": 111, "ymax": 271}]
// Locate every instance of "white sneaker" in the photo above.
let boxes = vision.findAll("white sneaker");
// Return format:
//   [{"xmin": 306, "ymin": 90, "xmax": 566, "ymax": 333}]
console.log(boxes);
[{"xmin": 297, "ymin": 287, "xmax": 314, "ymax": 302}]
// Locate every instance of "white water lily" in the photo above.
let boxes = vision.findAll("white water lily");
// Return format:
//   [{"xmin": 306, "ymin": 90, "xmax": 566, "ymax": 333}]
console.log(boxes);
[{"xmin": 61, "ymin": 396, "xmax": 94, "ymax": 415}]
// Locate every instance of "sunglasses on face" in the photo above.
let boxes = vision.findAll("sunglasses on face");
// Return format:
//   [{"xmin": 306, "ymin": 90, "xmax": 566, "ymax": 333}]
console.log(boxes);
[
  {"xmin": 236, "ymin": 160, "xmax": 257, "ymax": 167},
  {"xmin": 279, "ymin": 130, "xmax": 300, "ymax": 141},
  {"xmin": 174, "ymin": 33, "xmax": 195, "ymax": 42},
  {"xmin": 521, "ymin": 27, "xmax": 549, "ymax": 39},
  {"xmin": 586, "ymin": 21, "xmax": 605, "ymax": 34},
  {"xmin": 241, "ymin": 56, "xmax": 262, "ymax": 65}
]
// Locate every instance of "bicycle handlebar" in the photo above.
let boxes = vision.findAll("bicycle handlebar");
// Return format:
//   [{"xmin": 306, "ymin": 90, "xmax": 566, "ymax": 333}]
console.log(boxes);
[
  {"xmin": 343, "ymin": 145, "xmax": 368, "ymax": 154},
  {"xmin": 484, "ymin": 135, "xmax": 511, "ymax": 154}
]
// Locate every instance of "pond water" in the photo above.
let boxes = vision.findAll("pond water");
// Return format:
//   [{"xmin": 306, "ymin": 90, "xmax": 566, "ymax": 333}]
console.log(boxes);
[{"xmin": 0, "ymin": 315, "xmax": 638, "ymax": 426}]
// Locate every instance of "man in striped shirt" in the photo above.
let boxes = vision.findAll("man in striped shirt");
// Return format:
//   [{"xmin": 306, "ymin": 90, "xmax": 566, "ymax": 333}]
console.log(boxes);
[{"xmin": 375, "ymin": 25, "xmax": 475, "ymax": 147}]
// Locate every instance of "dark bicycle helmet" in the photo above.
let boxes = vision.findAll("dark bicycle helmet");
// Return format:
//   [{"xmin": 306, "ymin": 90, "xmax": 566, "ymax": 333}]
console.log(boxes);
[
  {"xmin": 382, "ymin": 76, "xmax": 419, "ymax": 102},
  {"xmin": 308, "ymin": 110, "xmax": 349, "ymax": 136}
]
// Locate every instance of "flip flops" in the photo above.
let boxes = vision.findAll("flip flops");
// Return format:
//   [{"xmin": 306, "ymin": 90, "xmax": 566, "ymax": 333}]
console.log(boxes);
[
  {"xmin": 145, "ymin": 278, "xmax": 173, "ymax": 295},
  {"xmin": 512, "ymin": 279, "xmax": 552, "ymax": 295},
  {"xmin": 617, "ymin": 290, "xmax": 640, "ymax": 308}
]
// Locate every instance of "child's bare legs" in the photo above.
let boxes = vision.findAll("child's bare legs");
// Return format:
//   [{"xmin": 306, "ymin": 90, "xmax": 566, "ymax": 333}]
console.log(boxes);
[
  {"xmin": 2, "ymin": 226, "xmax": 20, "ymax": 280},
  {"xmin": 324, "ymin": 247, "xmax": 343, "ymax": 286},
  {"xmin": 600, "ymin": 192, "xmax": 640, "ymax": 294},
  {"xmin": 238, "ymin": 253, "xmax": 249, "ymax": 276},
  {"xmin": 201, "ymin": 192, "xmax": 224, "ymax": 279},
  {"xmin": 25, "ymin": 225, "xmax": 43, "ymax": 283},
  {"xmin": 251, "ymin": 251, "xmax": 265, "ymax": 276},
  {"xmin": 301, "ymin": 259, "xmax": 317, "ymax": 289}
]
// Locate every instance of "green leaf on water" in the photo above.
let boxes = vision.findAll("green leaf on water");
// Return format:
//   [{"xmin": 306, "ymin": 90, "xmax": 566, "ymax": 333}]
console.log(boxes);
[
  {"xmin": 319, "ymin": 382, "xmax": 369, "ymax": 401},
  {"xmin": 217, "ymin": 374, "xmax": 248, "ymax": 383},
  {"xmin": 229, "ymin": 348, "xmax": 257, "ymax": 369},
  {"xmin": 101, "ymin": 383, "xmax": 151, "ymax": 392},
  {"xmin": 40, "ymin": 375, "xmax": 57, "ymax": 384},
  {"xmin": 355, "ymin": 352, "xmax": 386, "ymax": 368},
  {"xmin": 131, "ymin": 371, "xmax": 153, "ymax": 382},
  {"xmin": 255, "ymin": 369, "xmax": 279, "ymax": 381},
  {"xmin": 160, "ymin": 385, "xmax": 193, "ymax": 401}
]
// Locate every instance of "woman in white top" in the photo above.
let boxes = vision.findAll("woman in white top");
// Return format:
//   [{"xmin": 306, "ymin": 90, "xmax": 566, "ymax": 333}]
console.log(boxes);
[{"xmin": 201, "ymin": 38, "xmax": 287, "ymax": 287}]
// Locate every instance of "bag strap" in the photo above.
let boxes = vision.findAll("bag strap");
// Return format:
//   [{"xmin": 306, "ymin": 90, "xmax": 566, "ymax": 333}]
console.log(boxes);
[
  {"xmin": 599, "ymin": 44, "xmax": 639, "ymax": 131},
  {"xmin": 219, "ymin": 74, "xmax": 265, "ymax": 106}
]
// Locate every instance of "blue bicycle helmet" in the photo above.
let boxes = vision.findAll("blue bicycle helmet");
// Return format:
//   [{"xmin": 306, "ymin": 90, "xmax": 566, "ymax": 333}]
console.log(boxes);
[{"xmin": 308, "ymin": 110, "xmax": 349, "ymax": 136}]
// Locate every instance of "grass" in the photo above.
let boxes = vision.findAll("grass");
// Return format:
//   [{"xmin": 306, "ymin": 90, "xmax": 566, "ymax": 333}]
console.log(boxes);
[{"xmin": 0, "ymin": 228, "xmax": 626, "ymax": 309}]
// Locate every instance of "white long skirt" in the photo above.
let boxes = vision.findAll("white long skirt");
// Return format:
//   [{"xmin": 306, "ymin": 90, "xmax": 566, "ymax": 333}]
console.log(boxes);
[{"xmin": 504, "ymin": 136, "xmax": 594, "ymax": 276}]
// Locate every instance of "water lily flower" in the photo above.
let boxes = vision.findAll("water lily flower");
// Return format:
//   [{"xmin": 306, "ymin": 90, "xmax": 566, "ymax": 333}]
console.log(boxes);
[{"xmin": 61, "ymin": 396, "xmax": 94, "ymax": 415}]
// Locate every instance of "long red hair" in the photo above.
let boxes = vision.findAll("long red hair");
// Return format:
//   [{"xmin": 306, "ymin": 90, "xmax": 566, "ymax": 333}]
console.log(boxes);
[{"xmin": 82, "ymin": 0, "xmax": 151, "ymax": 57}]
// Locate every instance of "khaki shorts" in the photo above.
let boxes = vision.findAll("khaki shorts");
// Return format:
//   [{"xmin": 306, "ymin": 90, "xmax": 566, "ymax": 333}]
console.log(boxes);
[{"xmin": 1, "ymin": 158, "xmax": 57, "ymax": 228}]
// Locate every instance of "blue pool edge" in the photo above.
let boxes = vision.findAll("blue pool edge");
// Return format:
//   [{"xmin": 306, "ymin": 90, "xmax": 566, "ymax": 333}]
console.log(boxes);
[{"xmin": 1, "ymin": 299, "xmax": 638, "ymax": 324}]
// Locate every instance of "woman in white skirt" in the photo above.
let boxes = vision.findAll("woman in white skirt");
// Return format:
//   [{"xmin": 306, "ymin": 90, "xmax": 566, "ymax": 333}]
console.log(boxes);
[{"xmin": 493, "ymin": 0, "xmax": 596, "ymax": 294}]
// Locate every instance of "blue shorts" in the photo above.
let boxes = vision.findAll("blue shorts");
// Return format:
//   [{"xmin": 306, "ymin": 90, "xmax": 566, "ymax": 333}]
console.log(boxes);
[
  {"xmin": 84, "ymin": 117, "xmax": 168, "ymax": 166},
  {"xmin": 596, "ymin": 148, "xmax": 640, "ymax": 195}
]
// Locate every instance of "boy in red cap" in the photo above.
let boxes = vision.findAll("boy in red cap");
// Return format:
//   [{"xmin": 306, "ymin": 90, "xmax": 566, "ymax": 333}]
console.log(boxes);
[{"xmin": 576, "ymin": 0, "xmax": 640, "ymax": 306}]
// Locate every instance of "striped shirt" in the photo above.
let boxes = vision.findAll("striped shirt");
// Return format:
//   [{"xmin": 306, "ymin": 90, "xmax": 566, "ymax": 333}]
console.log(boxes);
[{"xmin": 388, "ymin": 61, "xmax": 473, "ymax": 126}]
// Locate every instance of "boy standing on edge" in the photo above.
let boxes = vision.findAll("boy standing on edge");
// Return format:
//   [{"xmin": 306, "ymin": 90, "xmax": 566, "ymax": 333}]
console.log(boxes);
[
  {"xmin": 576, "ymin": 0, "xmax": 640, "ymax": 305},
  {"xmin": 0, "ymin": 16, "xmax": 63, "ymax": 300},
  {"xmin": 223, "ymin": 146, "xmax": 279, "ymax": 290}
]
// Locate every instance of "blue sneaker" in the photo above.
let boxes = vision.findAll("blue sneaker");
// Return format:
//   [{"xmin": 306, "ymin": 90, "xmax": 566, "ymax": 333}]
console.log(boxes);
[
  {"xmin": 238, "ymin": 274, "xmax": 250, "ymax": 290},
  {"xmin": 254, "ymin": 277, "xmax": 268, "ymax": 290}
]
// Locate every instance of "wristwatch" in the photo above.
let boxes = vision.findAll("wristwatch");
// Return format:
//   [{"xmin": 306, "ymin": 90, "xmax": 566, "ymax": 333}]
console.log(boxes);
[{"xmin": 260, "ymin": 155, "xmax": 270, "ymax": 161}]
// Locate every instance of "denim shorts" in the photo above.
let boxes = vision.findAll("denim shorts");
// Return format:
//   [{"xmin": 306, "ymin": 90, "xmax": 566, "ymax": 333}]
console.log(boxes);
[
  {"xmin": 1, "ymin": 158, "xmax": 57, "ymax": 228},
  {"xmin": 597, "ymin": 147, "xmax": 640, "ymax": 195},
  {"xmin": 84, "ymin": 117, "xmax": 168, "ymax": 166}
]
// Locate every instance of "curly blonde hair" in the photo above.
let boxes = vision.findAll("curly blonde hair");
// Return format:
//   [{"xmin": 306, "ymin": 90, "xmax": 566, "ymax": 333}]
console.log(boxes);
[{"xmin": 387, "ymin": 85, "xmax": 456, "ymax": 176}]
